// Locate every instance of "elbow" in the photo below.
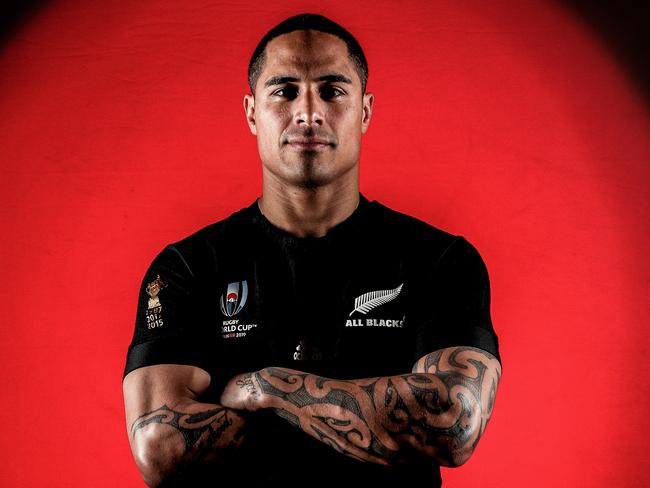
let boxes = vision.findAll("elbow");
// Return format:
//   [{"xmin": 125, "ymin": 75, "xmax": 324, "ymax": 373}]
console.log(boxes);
[
  {"xmin": 391, "ymin": 433, "xmax": 476, "ymax": 468},
  {"xmin": 133, "ymin": 450, "xmax": 168, "ymax": 488},
  {"xmin": 434, "ymin": 413, "xmax": 483, "ymax": 468},
  {"xmin": 440, "ymin": 402, "xmax": 485, "ymax": 468},
  {"xmin": 131, "ymin": 427, "xmax": 185, "ymax": 487},
  {"xmin": 409, "ymin": 440, "xmax": 474, "ymax": 468},
  {"xmin": 438, "ymin": 423, "xmax": 481, "ymax": 468},
  {"xmin": 442, "ymin": 444, "xmax": 474, "ymax": 468},
  {"xmin": 392, "ymin": 440, "xmax": 475, "ymax": 469}
]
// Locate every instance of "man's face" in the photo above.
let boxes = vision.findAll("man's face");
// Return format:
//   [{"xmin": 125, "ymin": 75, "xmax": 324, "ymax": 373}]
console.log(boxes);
[{"xmin": 244, "ymin": 30, "xmax": 373, "ymax": 189}]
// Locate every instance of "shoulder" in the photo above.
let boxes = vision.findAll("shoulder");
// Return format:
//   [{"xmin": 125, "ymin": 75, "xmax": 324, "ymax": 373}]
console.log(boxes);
[
  {"xmin": 365, "ymin": 198, "xmax": 469, "ymax": 264},
  {"xmin": 176, "ymin": 201, "xmax": 258, "ymax": 245},
  {"xmin": 152, "ymin": 200, "xmax": 260, "ymax": 277}
]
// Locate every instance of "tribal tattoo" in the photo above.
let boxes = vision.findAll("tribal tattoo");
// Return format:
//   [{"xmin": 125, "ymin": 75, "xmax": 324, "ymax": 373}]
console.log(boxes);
[
  {"xmin": 254, "ymin": 346, "xmax": 501, "ymax": 466},
  {"xmin": 131, "ymin": 404, "xmax": 246, "ymax": 461}
]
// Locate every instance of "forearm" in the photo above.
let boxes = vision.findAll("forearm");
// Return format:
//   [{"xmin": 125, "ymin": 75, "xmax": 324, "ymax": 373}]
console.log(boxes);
[
  {"xmin": 252, "ymin": 368, "xmax": 458, "ymax": 466},
  {"xmin": 223, "ymin": 347, "xmax": 501, "ymax": 467},
  {"xmin": 130, "ymin": 400, "xmax": 247, "ymax": 487}
]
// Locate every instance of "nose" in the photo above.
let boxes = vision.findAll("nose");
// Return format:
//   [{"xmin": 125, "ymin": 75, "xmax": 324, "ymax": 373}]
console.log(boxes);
[{"xmin": 294, "ymin": 87, "xmax": 324, "ymax": 127}]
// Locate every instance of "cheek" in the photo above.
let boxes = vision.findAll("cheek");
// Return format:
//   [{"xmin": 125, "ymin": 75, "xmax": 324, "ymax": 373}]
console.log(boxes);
[
  {"xmin": 337, "ymin": 112, "xmax": 362, "ymax": 149},
  {"xmin": 258, "ymin": 109, "xmax": 288, "ymax": 146},
  {"xmin": 256, "ymin": 123, "xmax": 277, "ymax": 151},
  {"xmin": 338, "ymin": 104, "xmax": 362, "ymax": 128}
]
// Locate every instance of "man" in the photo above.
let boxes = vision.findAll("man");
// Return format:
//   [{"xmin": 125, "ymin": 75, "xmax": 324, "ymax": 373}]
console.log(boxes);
[{"xmin": 122, "ymin": 13, "xmax": 502, "ymax": 487}]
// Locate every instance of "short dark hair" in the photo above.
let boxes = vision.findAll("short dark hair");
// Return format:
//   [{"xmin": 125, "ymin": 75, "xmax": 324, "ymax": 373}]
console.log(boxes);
[{"xmin": 247, "ymin": 13, "xmax": 368, "ymax": 96}]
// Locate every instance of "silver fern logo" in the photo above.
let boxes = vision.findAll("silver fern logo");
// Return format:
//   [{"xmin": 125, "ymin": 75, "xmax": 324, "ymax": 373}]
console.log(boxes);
[{"xmin": 349, "ymin": 283, "xmax": 404, "ymax": 316}]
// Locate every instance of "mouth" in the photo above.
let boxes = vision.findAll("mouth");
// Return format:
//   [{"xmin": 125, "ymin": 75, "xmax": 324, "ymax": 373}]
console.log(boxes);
[{"xmin": 286, "ymin": 139, "xmax": 332, "ymax": 151}]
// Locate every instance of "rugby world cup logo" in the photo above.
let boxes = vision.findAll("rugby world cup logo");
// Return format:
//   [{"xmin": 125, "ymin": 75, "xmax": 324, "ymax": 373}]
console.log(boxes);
[{"xmin": 220, "ymin": 280, "xmax": 248, "ymax": 317}]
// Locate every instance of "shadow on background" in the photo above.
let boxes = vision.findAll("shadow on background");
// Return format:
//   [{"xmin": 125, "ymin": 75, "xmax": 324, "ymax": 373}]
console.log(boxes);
[
  {"xmin": 561, "ymin": 0, "xmax": 650, "ymax": 106},
  {"xmin": 0, "ymin": 0, "xmax": 648, "ymax": 104},
  {"xmin": 0, "ymin": 0, "xmax": 51, "ymax": 55}
]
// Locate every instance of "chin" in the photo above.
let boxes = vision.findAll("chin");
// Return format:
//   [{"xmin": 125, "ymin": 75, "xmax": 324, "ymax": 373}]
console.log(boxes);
[
  {"xmin": 288, "ymin": 172, "xmax": 333, "ymax": 189},
  {"xmin": 281, "ymin": 160, "xmax": 336, "ymax": 187}
]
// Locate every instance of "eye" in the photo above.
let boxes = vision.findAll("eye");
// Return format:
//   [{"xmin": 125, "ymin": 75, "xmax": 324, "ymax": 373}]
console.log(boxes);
[
  {"xmin": 272, "ymin": 86, "xmax": 298, "ymax": 100},
  {"xmin": 321, "ymin": 86, "xmax": 345, "ymax": 99}
]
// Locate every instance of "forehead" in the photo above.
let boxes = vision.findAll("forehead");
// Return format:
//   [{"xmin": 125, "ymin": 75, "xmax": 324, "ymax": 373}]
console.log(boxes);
[{"xmin": 262, "ymin": 30, "xmax": 356, "ymax": 82}]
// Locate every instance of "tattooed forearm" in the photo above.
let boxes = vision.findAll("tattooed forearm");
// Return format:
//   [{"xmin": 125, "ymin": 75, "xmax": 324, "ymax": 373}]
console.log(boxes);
[
  {"xmin": 130, "ymin": 403, "xmax": 247, "ymax": 485},
  {"xmin": 255, "ymin": 346, "xmax": 501, "ymax": 467},
  {"xmin": 132, "ymin": 404, "xmax": 245, "ymax": 456}
]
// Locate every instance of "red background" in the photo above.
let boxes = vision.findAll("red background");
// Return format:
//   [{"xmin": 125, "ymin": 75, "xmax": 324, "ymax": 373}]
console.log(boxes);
[{"xmin": 1, "ymin": 1, "xmax": 648, "ymax": 486}]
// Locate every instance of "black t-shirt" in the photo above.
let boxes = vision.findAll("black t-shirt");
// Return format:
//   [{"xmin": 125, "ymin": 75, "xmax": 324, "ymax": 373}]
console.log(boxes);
[{"xmin": 124, "ymin": 193, "xmax": 501, "ymax": 487}]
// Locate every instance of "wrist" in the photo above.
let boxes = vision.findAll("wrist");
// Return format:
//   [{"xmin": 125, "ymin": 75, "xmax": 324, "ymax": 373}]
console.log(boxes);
[
  {"xmin": 235, "ymin": 370, "xmax": 265, "ymax": 411},
  {"xmin": 251, "ymin": 369, "xmax": 266, "ymax": 410}
]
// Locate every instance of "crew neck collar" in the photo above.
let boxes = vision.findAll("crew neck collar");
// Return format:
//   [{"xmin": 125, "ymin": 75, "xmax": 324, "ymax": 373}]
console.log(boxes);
[{"xmin": 250, "ymin": 193, "xmax": 371, "ymax": 248}]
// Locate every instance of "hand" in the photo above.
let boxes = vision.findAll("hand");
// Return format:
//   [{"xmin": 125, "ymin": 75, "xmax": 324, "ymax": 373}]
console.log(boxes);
[{"xmin": 219, "ymin": 371, "xmax": 264, "ymax": 412}]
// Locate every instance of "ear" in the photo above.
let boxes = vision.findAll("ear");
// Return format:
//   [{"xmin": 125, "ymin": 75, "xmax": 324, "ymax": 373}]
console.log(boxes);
[
  {"xmin": 244, "ymin": 94, "xmax": 257, "ymax": 135},
  {"xmin": 361, "ymin": 92, "xmax": 374, "ymax": 134}
]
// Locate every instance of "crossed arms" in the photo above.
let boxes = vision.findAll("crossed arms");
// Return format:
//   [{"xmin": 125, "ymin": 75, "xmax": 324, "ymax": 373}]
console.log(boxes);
[{"xmin": 123, "ymin": 346, "xmax": 501, "ymax": 486}]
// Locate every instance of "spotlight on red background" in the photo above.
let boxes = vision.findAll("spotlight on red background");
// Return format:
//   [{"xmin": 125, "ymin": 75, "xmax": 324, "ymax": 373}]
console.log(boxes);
[{"xmin": 0, "ymin": 1, "xmax": 648, "ymax": 486}]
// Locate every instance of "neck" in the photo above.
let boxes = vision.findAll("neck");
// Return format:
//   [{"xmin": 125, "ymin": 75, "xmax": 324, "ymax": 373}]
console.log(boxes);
[{"xmin": 258, "ymin": 178, "xmax": 360, "ymax": 239}]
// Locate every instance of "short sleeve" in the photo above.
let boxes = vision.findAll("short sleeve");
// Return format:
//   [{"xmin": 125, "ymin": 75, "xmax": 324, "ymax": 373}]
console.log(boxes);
[
  {"xmin": 413, "ymin": 237, "xmax": 502, "ymax": 365},
  {"xmin": 122, "ymin": 245, "xmax": 212, "ymax": 379}
]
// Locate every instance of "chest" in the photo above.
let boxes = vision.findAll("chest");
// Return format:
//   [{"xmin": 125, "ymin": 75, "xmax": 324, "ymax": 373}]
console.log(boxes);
[{"xmin": 199, "ymin": 241, "xmax": 426, "ymax": 380}]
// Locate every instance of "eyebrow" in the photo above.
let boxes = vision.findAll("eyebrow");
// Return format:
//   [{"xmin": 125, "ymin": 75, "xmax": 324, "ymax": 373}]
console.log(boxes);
[{"xmin": 263, "ymin": 73, "xmax": 353, "ymax": 89}]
